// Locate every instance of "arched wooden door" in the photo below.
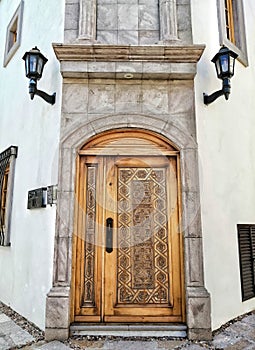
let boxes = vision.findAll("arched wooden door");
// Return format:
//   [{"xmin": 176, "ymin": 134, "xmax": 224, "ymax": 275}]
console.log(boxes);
[{"xmin": 72, "ymin": 130, "xmax": 185, "ymax": 323}]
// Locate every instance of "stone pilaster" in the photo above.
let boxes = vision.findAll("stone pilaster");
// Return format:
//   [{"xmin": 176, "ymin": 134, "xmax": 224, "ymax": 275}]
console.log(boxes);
[
  {"xmin": 78, "ymin": 0, "xmax": 97, "ymax": 41},
  {"xmin": 159, "ymin": 0, "xmax": 179, "ymax": 42},
  {"xmin": 45, "ymin": 162, "xmax": 75, "ymax": 341},
  {"xmin": 180, "ymin": 148, "xmax": 212, "ymax": 340}
]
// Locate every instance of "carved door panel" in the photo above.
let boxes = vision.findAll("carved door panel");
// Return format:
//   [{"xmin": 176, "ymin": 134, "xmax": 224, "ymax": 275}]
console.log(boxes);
[
  {"xmin": 74, "ymin": 155, "xmax": 183, "ymax": 323},
  {"xmin": 74, "ymin": 155, "xmax": 103, "ymax": 322}
]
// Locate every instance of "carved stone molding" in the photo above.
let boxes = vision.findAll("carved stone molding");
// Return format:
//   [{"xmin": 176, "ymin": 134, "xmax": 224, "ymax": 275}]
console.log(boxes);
[{"xmin": 53, "ymin": 44, "xmax": 205, "ymax": 63}]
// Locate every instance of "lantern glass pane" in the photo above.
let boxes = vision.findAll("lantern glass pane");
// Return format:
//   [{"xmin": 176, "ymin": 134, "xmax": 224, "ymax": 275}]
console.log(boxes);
[
  {"xmin": 220, "ymin": 54, "xmax": 229, "ymax": 73},
  {"xmin": 215, "ymin": 60, "xmax": 221, "ymax": 77},
  {"xmin": 229, "ymin": 56, "xmax": 235, "ymax": 75},
  {"xmin": 29, "ymin": 54, "xmax": 38, "ymax": 74},
  {"xmin": 37, "ymin": 56, "xmax": 44, "ymax": 76},
  {"xmin": 25, "ymin": 57, "xmax": 29, "ymax": 76}
]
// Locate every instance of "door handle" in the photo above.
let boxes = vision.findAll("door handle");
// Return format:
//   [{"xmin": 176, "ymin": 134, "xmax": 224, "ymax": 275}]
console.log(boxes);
[{"xmin": 106, "ymin": 218, "xmax": 113, "ymax": 253}]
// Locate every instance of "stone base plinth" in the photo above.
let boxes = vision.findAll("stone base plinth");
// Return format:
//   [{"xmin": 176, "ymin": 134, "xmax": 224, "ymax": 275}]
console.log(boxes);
[{"xmin": 45, "ymin": 286, "xmax": 71, "ymax": 341}]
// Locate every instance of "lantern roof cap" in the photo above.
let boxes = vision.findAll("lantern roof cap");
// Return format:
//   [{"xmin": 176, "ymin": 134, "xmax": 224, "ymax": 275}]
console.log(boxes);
[
  {"xmin": 22, "ymin": 46, "xmax": 48, "ymax": 63},
  {"xmin": 211, "ymin": 46, "xmax": 238, "ymax": 63}
]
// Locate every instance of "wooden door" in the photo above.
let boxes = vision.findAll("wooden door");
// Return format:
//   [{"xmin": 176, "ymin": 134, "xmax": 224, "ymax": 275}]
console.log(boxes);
[{"xmin": 72, "ymin": 134, "xmax": 184, "ymax": 323}]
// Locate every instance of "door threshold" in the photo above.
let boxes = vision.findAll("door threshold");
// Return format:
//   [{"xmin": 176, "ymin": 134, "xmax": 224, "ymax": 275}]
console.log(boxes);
[{"xmin": 70, "ymin": 323, "xmax": 187, "ymax": 338}]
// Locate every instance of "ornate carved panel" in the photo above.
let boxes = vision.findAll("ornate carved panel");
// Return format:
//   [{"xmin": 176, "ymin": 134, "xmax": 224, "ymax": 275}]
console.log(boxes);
[
  {"xmin": 117, "ymin": 167, "xmax": 170, "ymax": 305},
  {"xmin": 82, "ymin": 165, "xmax": 97, "ymax": 306}
]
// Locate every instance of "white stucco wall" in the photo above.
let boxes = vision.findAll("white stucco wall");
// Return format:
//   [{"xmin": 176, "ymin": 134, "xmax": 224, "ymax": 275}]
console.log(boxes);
[
  {"xmin": 0, "ymin": 0, "xmax": 64, "ymax": 329},
  {"xmin": 191, "ymin": 0, "xmax": 255, "ymax": 330},
  {"xmin": 1, "ymin": 0, "xmax": 254, "ymax": 334}
]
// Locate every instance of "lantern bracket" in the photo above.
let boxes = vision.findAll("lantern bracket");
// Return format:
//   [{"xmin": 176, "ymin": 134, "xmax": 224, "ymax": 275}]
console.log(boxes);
[
  {"xmin": 23, "ymin": 47, "xmax": 56, "ymax": 105},
  {"xmin": 203, "ymin": 46, "xmax": 238, "ymax": 106},
  {"xmin": 203, "ymin": 78, "xmax": 231, "ymax": 105},
  {"xmin": 28, "ymin": 79, "xmax": 56, "ymax": 105}
]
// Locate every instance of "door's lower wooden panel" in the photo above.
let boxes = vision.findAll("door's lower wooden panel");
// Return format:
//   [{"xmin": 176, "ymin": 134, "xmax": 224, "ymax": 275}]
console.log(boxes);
[
  {"xmin": 104, "ymin": 316, "xmax": 183, "ymax": 323},
  {"xmin": 74, "ymin": 316, "xmax": 101, "ymax": 322}
]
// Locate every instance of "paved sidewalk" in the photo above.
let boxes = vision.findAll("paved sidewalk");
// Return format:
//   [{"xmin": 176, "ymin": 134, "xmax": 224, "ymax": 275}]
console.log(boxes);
[{"xmin": 0, "ymin": 302, "xmax": 255, "ymax": 349}]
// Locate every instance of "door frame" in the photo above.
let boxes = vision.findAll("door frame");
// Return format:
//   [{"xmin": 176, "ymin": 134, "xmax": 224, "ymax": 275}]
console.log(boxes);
[
  {"xmin": 45, "ymin": 127, "xmax": 211, "ymax": 340},
  {"xmin": 71, "ymin": 130, "xmax": 186, "ymax": 323}
]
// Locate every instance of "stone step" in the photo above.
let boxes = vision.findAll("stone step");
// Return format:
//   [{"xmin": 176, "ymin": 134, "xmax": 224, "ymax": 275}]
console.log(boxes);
[{"xmin": 70, "ymin": 323, "xmax": 187, "ymax": 338}]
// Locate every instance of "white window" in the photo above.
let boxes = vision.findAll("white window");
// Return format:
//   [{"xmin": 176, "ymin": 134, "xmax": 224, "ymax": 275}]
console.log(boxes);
[
  {"xmin": 217, "ymin": 0, "xmax": 248, "ymax": 66},
  {"xmin": 3, "ymin": 1, "xmax": 24, "ymax": 67}
]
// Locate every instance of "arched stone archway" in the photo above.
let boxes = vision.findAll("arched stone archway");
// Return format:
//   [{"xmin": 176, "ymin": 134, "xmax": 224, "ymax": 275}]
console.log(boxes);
[{"xmin": 45, "ymin": 120, "xmax": 211, "ymax": 341}]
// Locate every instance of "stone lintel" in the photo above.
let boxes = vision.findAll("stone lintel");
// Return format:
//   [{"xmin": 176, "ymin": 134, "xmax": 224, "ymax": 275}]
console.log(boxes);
[
  {"xmin": 53, "ymin": 43, "xmax": 205, "ymax": 63},
  {"xmin": 60, "ymin": 61, "xmax": 197, "ymax": 80}
]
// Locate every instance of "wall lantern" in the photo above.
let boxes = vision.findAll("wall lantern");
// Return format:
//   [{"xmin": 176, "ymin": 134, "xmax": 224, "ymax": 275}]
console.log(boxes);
[
  {"xmin": 22, "ymin": 47, "xmax": 56, "ymax": 105},
  {"xmin": 203, "ymin": 46, "xmax": 238, "ymax": 105}
]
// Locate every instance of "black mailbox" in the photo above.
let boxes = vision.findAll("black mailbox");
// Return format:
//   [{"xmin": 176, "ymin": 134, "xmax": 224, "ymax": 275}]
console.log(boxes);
[{"xmin": 27, "ymin": 187, "xmax": 47, "ymax": 209}]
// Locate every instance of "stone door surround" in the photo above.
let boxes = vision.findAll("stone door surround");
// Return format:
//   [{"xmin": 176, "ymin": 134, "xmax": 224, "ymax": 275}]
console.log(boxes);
[
  {"xmin": 45, "ymin": 125, "xmax": 211, "ymax": 341},
  {"xmin": 45, "ymin": 26, "xmax": 210, "ymax": 338}
]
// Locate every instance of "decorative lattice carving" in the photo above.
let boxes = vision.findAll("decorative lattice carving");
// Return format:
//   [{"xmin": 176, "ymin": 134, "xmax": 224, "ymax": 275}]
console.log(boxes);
[
  {"xmin": 83, "ymin": 166, "xmax": 96, "ymax": 305},
  {"xmin": 117, "ymin": 167, "xmax": 170, "ymax": 304}
]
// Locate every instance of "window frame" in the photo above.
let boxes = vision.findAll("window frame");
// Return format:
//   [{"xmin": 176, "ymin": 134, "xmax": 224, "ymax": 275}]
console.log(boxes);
[
  {"xmin": 224, "ymin": 0, "xmax": 235, "ymax": 44},
  {"xmin": 1, "ymin": 165, "xmax": 10, "ymax": 234},
  {"xmin": 237, "ymin": 224, "xmax": 255, "ymax": 302},
  {"xmin": 3, "ymin": 1, "xmax": 24, "ymax": 67},
  {"xmin": 217, "ymin": 0, "xmax": 248, "ymax": 66},
  {"xmin": 0, "ymin": 146, "xmax": 18, "ymax": 247}
]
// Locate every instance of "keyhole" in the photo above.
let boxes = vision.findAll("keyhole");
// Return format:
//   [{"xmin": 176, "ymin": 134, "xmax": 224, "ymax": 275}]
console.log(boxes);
[{"xmin": 109, "ymin": 182, "xmax": 112, "ymax": 186}]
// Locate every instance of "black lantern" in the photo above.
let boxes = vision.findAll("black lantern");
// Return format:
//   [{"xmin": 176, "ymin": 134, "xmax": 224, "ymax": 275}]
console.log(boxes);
[
  {"xmin": 204, "ymin": 46, "xmax": 238, "ymax": 105},
  {"xmin": 22, "ymin": 47, "xmax": 56, "ymax": 105},
  {"xmin": 23, "ymin": 47, "xmax": 47, "ymax": 80}
]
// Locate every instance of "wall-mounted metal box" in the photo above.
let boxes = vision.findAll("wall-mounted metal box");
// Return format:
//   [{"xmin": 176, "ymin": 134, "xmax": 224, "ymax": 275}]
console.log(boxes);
[
  {"xmin": 27, "ymin": 187, "xmax": 47, "ymax": 209},
  {"xmin": 47, "ymin": 185, "xmax": 57, "ymax": 205}
]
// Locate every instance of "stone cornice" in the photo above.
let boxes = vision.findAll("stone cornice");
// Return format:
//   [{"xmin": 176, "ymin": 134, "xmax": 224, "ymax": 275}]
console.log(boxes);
[{"xmin": 53, "ymin": 44, "xmax": 205, "ymax": 63}]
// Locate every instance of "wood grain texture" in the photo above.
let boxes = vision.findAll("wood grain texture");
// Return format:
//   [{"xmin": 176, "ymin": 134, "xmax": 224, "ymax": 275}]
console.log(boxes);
[{"xmin": 72, "ymin": 131, "xmax": 184, "ymax": 323}]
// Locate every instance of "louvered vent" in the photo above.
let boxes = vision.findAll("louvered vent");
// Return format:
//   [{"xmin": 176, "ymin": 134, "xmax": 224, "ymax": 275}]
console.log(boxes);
[{"xmin": 237, "ymin": 224, "xmax": 255, "ymax": 301}]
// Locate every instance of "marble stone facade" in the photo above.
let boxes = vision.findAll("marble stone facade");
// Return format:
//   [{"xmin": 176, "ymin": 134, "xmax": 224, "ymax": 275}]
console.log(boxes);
[
  {"xmin": 64, "ymin": 0, "xmax": 191, "ymax": 44},
  {"xmin": 45, "ymin": 0, "xmax": 212, "ymax": 341},
  {"xmin": 97, "ymin": 0, "xmax": 160, "ymax": 45}
]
